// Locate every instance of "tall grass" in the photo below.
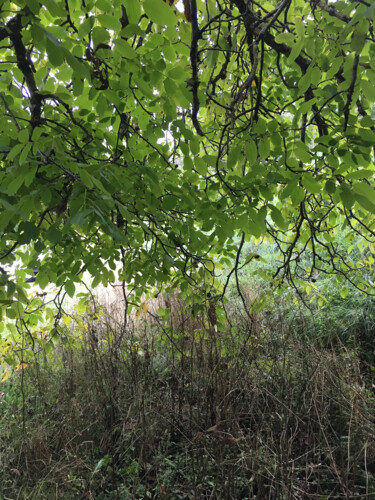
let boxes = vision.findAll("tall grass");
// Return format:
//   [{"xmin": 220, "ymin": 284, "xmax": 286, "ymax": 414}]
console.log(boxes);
[{"xmin": 1, "ymin": 289, "xmax": 375, "ymax": 499}]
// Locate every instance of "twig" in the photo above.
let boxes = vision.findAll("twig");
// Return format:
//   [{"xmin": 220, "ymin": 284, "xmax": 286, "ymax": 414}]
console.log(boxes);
[{"xmin": 0, "ymin": 92, "xmax": 20, "ymax": 131}]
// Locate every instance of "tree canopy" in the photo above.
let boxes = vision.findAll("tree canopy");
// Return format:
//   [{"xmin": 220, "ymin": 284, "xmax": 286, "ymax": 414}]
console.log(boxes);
[{"xmin": 0, "ymin": 0, "xmax": 375, "ymax": 325}]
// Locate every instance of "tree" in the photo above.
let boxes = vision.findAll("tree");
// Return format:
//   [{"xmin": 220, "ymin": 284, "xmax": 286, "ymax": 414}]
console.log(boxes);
[{"xmin": 0, "ymin": 0, "xmax": 375, "ymax": 329}]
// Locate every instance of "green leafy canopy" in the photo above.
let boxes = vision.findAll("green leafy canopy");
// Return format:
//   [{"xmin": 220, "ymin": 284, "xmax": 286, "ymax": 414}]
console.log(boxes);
[{"xmin": 0, "ymin": 0, "xmax": 375, "ymax": 325}]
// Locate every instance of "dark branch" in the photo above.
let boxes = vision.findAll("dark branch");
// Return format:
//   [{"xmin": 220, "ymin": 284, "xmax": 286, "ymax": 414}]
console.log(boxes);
[
  {"xmin": 2, "ymin": 10, "xmax": 42, "ymax": 126},
  {"xmin": 189, "ymin": 0, "xmax": 204, "ymax": 136},
  {"xmin": 343, "ymin": 54, "xmax": 359, "ymax": 132}
]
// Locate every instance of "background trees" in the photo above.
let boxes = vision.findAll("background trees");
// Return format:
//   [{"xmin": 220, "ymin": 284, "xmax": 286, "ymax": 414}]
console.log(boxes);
[{"xmin": 0, "ymin": 0, "xmax": 374, "ymax": 320}]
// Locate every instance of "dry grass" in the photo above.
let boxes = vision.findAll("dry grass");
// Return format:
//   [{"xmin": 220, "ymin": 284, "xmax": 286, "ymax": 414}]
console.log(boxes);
[{"xmin": 1, "ymin": 292, "xmax": 375, "ymax": 499}]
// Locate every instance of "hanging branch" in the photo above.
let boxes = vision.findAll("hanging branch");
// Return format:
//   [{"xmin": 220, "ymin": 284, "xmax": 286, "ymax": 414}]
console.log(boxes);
[{"xmin": 232, "ymin": 0, "xmax": 329, "ymax": 135}]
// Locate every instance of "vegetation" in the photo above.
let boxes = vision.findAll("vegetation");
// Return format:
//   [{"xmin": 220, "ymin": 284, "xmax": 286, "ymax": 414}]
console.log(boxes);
[
  {"xmin": 1, "ymin": 0, "xmax": 375, "ymax": 497},
  {"xmin": 1, "ymin": 285, "xmax": 375, "ymax": 499}
]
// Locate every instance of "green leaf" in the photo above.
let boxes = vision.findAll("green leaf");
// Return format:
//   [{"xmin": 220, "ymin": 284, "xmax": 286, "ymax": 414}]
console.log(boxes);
[
  {"xmin": 163, "ymin": 195, "xmax": 177, "ymax": 210},
  {"xmin": 361, "ymin": 80, "xmax": 375, "ymax": 101},
  {"xmin": 340, "ymin": 287, "xmax": 349, "ymax": 299},
  {"xmin": 6, "ymin": 143, "xmax": 24, "ymax": 162},
  {"xmin": 311, "ymin": 67, "xmax": 322, "ymax": 86},
  {"xmin": 351, "ymin": 31, "xmax": 366, "ymax": 53},
  {"xmin": 270, "ymin": 206, "xmax": 288, "ymax": 231},
  {"xmin": 27, "ymin": 0, "xmax": 40, "ymax": 14},
  {"xmin": 43, "ymin": 0, "xmax": 65, "ymax": 17},
  {"xmin": 19, "ymin": 143, "xmax": 32, "ymax": 166},
  {"xmin": 245, "ymin": 139, "xmax": 257, "ymax": 165},
  {"xmin": 339, "ymin": 185, "xmax": 355, "ymax": 209},
  {"xmin": 44, "ymin": 29, "xmax": 60, "ymax": 46},
  {"xmin": 115, "ymin": 38, "xmax": 138, "ymax": 59},
  {"xmin": 205, "ymin": 261, "xmax": 214, "ymax": 271},
  {"xmin": 298, "ymin": 70, "xmax": 312, "ymax": 94},
  {"xmin": 6, "ymin": 305, "xmax": 17, "ymax": 319},
  {"xmin": 37, "ymin": 272, "xmax": 49, "ymax": 290},
  {"xmin": 295, "ymin": 18, "xmax": 305, "ymax": 39},
  {"xmin": 291, "ymin": 186, "xmax": 305, "ymax": 204},
  {"xmin": 195, "ymin": 157, "xmax": 207, "ymax": 175},
  {"xmin": 302, "ymin": 174, "xmax": 321, "ymax": 194},
  {"xmin": 18, "ymin": 128, "xmax": 29, "ymax": 143},
  {"xmin": 97, "ymin": 14, "xmax": 121, "ymax": 31},
  {"xmin": 7, "ymin": 175, "xmax": 24, "ymax": 194},
  {"xmin": 353, "ymin": 181, "xmax": 375, "ymax": 200},
  {"xmin": 46, "ymin": 38, "xmax": 64, "ymax": 67},
  {"xmin": 143, "ymin": 0, "xmax": 177, "ymax": 27},
  {"xmin": 259, "ymin": 138, "xmax": 270, "ymax": 159},
  {"xmin": 64, "ymin": 50, "xmax": 90, "ymax": 79},
  {"xmin": 46, "ymin": 226, "xmax": 62, "ymax": 244},
  {"xmin": 80, "ymin": 169, "xmax": 94, "ymax": 188},
  {"xmin": 280, "ymin": 179, "xmax": 298, "ymax": 200},
  {"xmin": 65, "ymin": 280, "xmax": 76, "ymax": 298},
  {"xmin": 325, "ymin": 180, "xmax": 336, "ymax": 194},
  {"xmin": 247, "ymin": 220, "xmax": 264, "ymax": 238},
  {"xmin": 169, "ymin": 65, "xmax": 187, "ymax": 82},
  {"xmin": 274, "ymin": 32, "xmax": 295, "ymax": 45},
  {"xmin": 18, "ymin": 222, "xmax": 38, "ymax": 244},
  {"xmin": 354, "ymin": 194, "xmax": 375, "ymax": 214},
  {"xmin": 125, "ymin": 0, "xmax": 142, "ymax": 24},
  {"xmin": 287, "ymin": 40, "xmax": 303, "ymax": 65}
]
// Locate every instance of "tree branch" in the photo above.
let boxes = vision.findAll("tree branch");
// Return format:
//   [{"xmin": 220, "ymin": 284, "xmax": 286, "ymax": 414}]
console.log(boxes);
[
  {"xmin": 1, "ymin": 10, "xmax": 42, "ymax": 127},
  {"xmin": 189, "ymin": 0, "xmax": 204, "ymax": 136},
  {"xmin": 343, "ymin": 53, "xmax": 359, "ymax": 132},
  {"xmin": 308, "ymin": 0, "xmax": 352, "ymax": 24},
  {"xmin": 233, "ymin": 0, "xmax": 329, "ymax": 134}
]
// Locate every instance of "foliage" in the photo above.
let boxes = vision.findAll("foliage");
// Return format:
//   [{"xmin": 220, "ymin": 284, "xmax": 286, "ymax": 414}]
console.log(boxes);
[
  {"xmin": 221, "ymin": 235, "xmax": 375, "ymax": 380},
  {"xmin": 2, "ymin": 3, "xmax": 375, "ymax": 495},
  {"xmin": 0, "ymin": 0, "xmax": 374, "ymax": 327}
]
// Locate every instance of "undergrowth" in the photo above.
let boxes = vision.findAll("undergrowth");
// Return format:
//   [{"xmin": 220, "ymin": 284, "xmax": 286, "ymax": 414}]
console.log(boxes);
[{"xmin": 1, "ymin": 290, "xmax": 375, "ymax": 499}]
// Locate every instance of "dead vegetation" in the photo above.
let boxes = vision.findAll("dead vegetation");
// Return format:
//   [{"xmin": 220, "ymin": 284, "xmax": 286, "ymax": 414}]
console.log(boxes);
[{"xmin": 1, "ymin": 290, "xmax": 375, "ymax": 499}]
